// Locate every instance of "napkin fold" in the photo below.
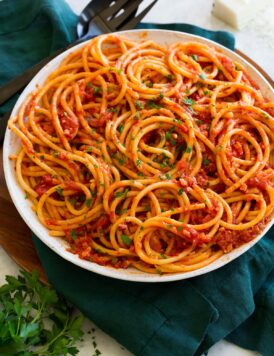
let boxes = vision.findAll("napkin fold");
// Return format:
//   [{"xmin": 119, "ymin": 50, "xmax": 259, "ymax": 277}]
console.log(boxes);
[{"xmin": 1, "ymin": 1, "xmax": 274, "ymax": 355}]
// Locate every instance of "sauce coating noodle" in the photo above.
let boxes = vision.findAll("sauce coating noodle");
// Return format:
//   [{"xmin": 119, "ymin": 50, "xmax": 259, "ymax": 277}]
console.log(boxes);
[{"xmin": 8, "ymin": 34, "xmax": 274, "ymax": 274}]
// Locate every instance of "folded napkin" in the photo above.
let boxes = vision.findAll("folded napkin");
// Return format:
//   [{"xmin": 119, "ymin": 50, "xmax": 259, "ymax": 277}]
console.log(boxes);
[{"xmin": 1, "ymin": 1, "xmax": 274, "ymax": 355}]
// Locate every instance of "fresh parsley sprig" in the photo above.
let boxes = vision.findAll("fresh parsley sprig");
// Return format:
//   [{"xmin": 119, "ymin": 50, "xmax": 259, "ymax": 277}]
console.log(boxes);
[{"xmin": 0, "ymin": 270, "xmax": 84, "ymax": 355}]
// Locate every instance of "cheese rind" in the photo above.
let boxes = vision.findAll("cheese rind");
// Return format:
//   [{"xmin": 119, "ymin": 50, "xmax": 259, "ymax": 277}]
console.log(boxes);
[{"xmin": 212, "ymin": 0, "xmax": 272, "ymax": 29}]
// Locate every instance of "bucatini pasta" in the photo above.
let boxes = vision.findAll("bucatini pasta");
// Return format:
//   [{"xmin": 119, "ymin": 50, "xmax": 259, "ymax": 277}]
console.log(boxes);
[{"xmin": 8, "ymin": 34, "xmax": 274, "ymax": 274}]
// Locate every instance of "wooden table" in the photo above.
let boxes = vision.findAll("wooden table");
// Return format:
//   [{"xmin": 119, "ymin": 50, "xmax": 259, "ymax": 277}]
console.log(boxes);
[{"xmin": 0, "ymin": 146, "xmax": 47, "ymax": 282}]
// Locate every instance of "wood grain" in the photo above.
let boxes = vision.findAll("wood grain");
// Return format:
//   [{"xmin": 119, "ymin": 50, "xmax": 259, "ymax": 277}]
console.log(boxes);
[
  {"xmin": 0, "ymin": 147, "xmax": 48, "ymax": 283},
  {"xmin": 0, "ymin": 51, "xmax": 272, "ymax": 285}
]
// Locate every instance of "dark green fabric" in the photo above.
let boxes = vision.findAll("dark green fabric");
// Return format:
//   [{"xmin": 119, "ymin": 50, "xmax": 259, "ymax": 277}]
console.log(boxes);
[
  {"xmin": 0, "ymin": 0, "xmax": 77, "ymax": 115},
  {"xmin": 33, "ymin": 231, "xmax": 274, "ymax": 356},
  {"xmin": 1, "ymin": 0, "xmax": 273, "ymax": 355}
]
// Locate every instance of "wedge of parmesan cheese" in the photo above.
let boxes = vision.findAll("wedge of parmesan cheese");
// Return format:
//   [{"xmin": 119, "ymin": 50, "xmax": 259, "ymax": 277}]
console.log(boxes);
[{"xmin": 212, "ymin": 0, "xmax": 271, "ymax": 29}]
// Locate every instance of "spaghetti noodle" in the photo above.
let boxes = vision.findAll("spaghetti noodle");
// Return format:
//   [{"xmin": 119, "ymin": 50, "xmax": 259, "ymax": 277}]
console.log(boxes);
[{"xmin": 8, "ymin": 34, "xmax": 274, "ymax": 274}]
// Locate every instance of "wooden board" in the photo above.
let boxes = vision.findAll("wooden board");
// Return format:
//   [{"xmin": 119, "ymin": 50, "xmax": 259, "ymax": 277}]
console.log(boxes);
[{"xmin": 0, "ymin": 50, "xmax": 273, "ymax": 285}]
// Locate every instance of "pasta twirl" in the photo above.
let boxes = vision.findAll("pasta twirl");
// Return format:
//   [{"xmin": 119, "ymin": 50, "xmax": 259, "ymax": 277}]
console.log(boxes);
[{"xmin": 8, "ymin": 34, "xmax": 274, "ymax": 274}]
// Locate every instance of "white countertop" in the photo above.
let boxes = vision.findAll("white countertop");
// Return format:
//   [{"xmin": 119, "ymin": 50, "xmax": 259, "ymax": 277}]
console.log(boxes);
[{"xmin": 1, "ymin": 0, "xmax": 273, "ymax": 355}]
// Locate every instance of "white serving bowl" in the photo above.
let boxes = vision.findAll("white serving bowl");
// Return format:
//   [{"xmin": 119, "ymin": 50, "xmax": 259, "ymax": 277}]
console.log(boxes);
[{"xmin": 3, "ymin": 29, "xmax": 274, "ymax": 282}]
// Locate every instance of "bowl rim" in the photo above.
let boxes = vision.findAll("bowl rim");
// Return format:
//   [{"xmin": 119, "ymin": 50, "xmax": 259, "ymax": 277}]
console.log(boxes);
[{"xmin": 3, "ymin": 28, "xmax": 274, "ymax": 283}]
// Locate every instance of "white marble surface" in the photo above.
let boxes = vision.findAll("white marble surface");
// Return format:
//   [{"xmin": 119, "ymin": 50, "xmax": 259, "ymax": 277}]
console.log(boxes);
[{"xmin": 1, "ymin": 0, "xmax": 273, "ymax": 355}]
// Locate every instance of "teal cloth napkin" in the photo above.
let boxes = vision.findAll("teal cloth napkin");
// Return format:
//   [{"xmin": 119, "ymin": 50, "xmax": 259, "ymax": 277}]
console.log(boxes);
[
  {"xmin": 0, "ymin": 0, "xmax": 77, "ymax": 116},
  {"xmin": 1, "ymin": 1, "xmax": 274, "ymax": 355}
]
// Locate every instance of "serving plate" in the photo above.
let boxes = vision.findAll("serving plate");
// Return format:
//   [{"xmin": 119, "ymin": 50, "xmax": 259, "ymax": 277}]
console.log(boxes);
[{"xmin": 3, "ymin": 29, "xmax": 274, "ymax": 282}]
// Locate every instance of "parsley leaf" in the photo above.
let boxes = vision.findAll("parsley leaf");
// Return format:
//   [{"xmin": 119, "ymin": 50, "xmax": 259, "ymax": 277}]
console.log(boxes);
[
  {"xmin": 185, "ymin": 146, "xmax": 192, "ymax": 153},
  {"xmin": 202, "ymin": 158, "xmax": 211, "ymax": 166},
  {"xmin": 85, "ymin": 198, "xmax": 92, "ymax": 207},
  {"xmin": 183, "ymin": 97, "xmax": 195, "ymax": 106},
  {"xmin": 135, "ymin": 101, "xmax": 144, "ymax": 110},
  {"xmin": 56, "ymin": 186, "xmax": 63, "ymax": 197},
  {"xmin": 118, "ymin": 124, "xmax": 124, "ymax": 133},
  {"xmin": 70, "ymin": 230, "xmax": 77, "ymax": 240},
  {"xmin": 199, "ymin": 73, "xmax": 206, "ymax": 80},
  {"xmin": 0, "ymin": 270, "xmax": 84, "ymax": 354},
  {"xmin": 121, "ymin": 234, "xmax": 132, "ymax": 246}
]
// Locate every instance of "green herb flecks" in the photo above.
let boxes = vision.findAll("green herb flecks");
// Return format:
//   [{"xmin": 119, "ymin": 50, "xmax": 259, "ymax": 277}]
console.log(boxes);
[
  {"xmin": 121, "ymin": 234, "xmax": 132, "ymax": 246},
  {"xmin": 182, "ymin": 97, "xmax": 195, "ymax": 106},
  {"xmin": 199, "ymin": 73, "xmax": 206, "ymax": 80},
  {"xmin": 135, "ymin": 101, "xmax": 144, "ymax": 110},
  {"xmin": 185, "ymin": 146, "xmax": 192, "ymax": 153},
  {"xmin": 56, "ymin": 186, "xmax": 63, "ymax": 197}
]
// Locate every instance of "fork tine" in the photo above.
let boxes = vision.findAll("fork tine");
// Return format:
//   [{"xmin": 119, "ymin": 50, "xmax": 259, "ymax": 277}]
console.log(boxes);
[
  {"xmin": 119, "ymin": 0, "xmax": 158, "ymax": 31},
  {"xmin": 100, "ymin": 0, "xmax": 129, "ymax": 18},
  {"xmin": 109, "ymin": 0, "xmax": 143, "ymax": 28}
]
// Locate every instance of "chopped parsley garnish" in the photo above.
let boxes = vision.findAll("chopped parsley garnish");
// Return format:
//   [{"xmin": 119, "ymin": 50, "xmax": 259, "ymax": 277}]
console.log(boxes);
[
  {"xmin": 85, "ymin": 146, "xmax": 93, "ymax": 153},
  {"xmin": 204, "ymin": 89, "xmax": 209, "ymax": 96},
  {"xmin": 199, "ymin": 73, "xmax": 206, "ymax": 80},
  {"xmin": 118, "ymin": 124, "xmax": 124, "ymax": 133},
  {"xmin": 121, "ymin": 234, "xmax": 132, "ymax": 246},
  {"xmin": 109, "ymin": 107, "xmax": 117, "ymax": 113},
  {"xmin": 196, "ymin": 119, "xmax": 203, "ymax": 125},
  {"xmin": 158, "ymin": 92, "xmax": 164, "ymax": 100},
  {"xmin": 147, "ymin": 81, "xmax": 153, "ymax": 88},
  {"xmin": 136, "ymin": 159, "xmax": 141, "ymax": 167},
  {"xmin": 185, "ymin": 146, "xmax": 192, "ymax": 153},
  {"xmin": 115, "ymin": 188, "xmax": 129, "ymax": 199},
  {"xmin": 115, "ymin": 191, "xmax": 123, "ymax": 198},
  {"xmin": 147, "ymin": 100, "xmax": 163, "ymax": 109},
  {"xmin": 68, "ymin": 198, "xmax": 76, "ymax": 206},
  {"xmin": 137, "ymin": 171, "xmax": 145, "ymax": 177},
  {"xmin": 178, "ymin": 188, "xmax": 184, "ymax": 196},
  {"xmin": 165, "ymin": 173, "xmax": 172, "ymax": 180},
  {"xmin": 166, "ymin": 74, "xmax": 173, "ymax": 81},
  {"xmin": 86, "ymin": 82, "xmax": 92, "ymax": 88},
  {"xmin": 93, "ymin": 86, "xmax": 101, "ymax": 95},
  {"xmin": 185, "ymin": 86, "xmax": 190, "ymax": 94},
  {"xmin": 202, "ymin": 158, "xmax": 211, "ymax": 166},
  {"xmin": 165, "ymin": 127, "xmax": 177, "ymax": 147},
  {"xmin": 70, "ymin": 230, "xmax": 77, "ymax": 240},
  {"xmin": 183, "ymin": 97, "xmax": 195, "ymax": 106},
  {"xmin": 56, "ymin": 186, "xmax": 63, "ymax": 197},
  {"xmin": 117, "ymin": 68, "xmax": 122, "ymax": 75},
  {"xmin": 135, "ymin": 101, "xmax": 144, "ymax": 110},
  {"xmin": 191, "ymin": 54, "xmax": 198, "ymax": 61},
  {"xmin": 160, "ymin": 253, "xmax": 167, "ymax": 259},
  {"xmin": 85, "ymin": 198, "xmax": 92, "ymax": 207}
]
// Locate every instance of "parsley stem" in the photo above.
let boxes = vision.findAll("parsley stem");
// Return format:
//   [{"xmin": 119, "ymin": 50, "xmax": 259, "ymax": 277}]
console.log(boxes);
[{"xmin": 33, "ymin": 312, "xmax": 70, "ymax": 354}]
